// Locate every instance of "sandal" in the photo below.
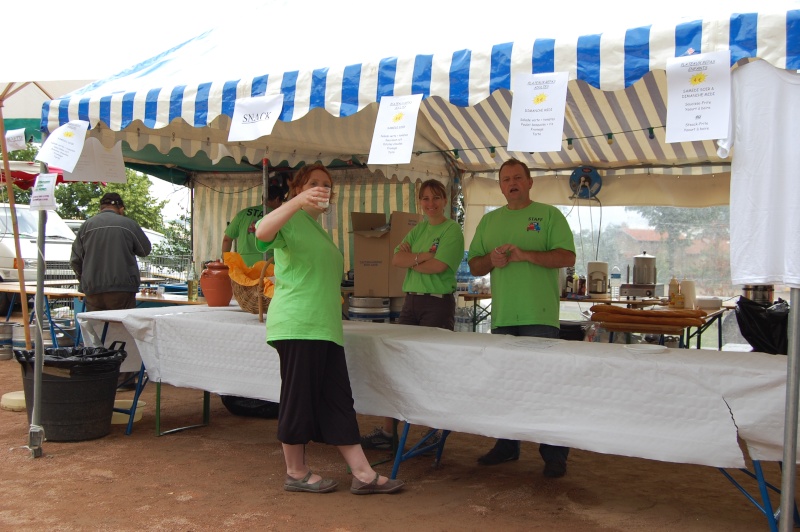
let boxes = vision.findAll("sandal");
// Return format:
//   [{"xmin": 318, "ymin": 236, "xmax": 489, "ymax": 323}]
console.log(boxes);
[
  {"xmin": 284, "ymin": 470, "xmax": 338, "ymax": 493},
  {"xmin": 350, "ymin": 472, "xmax": 405, "ymax": 495}
]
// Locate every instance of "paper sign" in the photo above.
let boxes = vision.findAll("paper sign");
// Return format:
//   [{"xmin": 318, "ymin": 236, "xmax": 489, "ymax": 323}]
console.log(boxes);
[
  {"xmin": 63, "ymin": 138, "xmax": 127, "ymax": 183},
  {"xmin": 5, "ymin": 128, "xmax": 27, "ymax": 152},
  {"xmin": 665, "ymin": 50, "xmax": 731, "ymax": 143},
  {"xmin": 368, "ymin": 94, "xmax": 423, "ymax": 165},
  {"xmin": 29, "ymin": 173, "xmax": 58, "ymax": 210},
  {"xmin": 507, "ymin": 72, "xmax": 569, "ymax": 153},
  {"xmin": 35, "ymin": 120, "xmax": 90, "ymax": 173},
  {"xmin": 228, "ymin": 94, "xmax": 284, "ymax": 142}
]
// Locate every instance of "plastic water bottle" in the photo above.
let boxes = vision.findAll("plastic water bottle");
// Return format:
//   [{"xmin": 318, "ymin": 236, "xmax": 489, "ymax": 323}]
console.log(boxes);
[{"xmin": 610, "ymin": 266, "xmax": 622, "ymax": 300}]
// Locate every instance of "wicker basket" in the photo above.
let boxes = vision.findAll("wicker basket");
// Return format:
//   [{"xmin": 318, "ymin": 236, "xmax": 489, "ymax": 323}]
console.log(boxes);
[{"xmin": 231, "ymin": 260, "xmax": 272, "ymax": 322}]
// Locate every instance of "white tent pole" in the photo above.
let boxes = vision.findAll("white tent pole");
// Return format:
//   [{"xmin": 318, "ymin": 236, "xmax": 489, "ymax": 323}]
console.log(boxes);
[{"xmin": 780, "ymin": 287, "xmax": 799, "ymax": 531}]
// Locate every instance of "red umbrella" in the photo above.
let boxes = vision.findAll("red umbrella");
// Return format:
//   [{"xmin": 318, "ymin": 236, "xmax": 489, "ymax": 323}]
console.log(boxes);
[{"xmin": 0, "ymin": 160, "xmax": 65, "ymax": 190}]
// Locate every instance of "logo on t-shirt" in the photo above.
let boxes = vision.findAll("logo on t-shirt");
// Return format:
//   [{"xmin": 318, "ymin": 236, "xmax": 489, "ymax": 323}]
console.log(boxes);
[
  {"xmin": 526, "ymin": 219, "xmax": 542, "ymax": 232},
  {"xmin": 248, "ymin": 222, "xmax": 256, "ymax": 234},
  {"xmin": 429, "ymin": 238, "xmax": 440, "ymax": 253}
]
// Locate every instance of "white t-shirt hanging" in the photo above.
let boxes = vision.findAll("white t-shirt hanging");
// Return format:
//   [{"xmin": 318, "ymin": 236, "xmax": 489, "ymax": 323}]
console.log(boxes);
[{"xmin": 717, "ymin": 60, "xmax": 800, "ymax": 288}]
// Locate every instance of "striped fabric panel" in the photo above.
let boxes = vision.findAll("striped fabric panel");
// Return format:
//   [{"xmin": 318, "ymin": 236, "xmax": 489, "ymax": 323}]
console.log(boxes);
[
  {"xmin": 44, "ymin": 11, "xmax": 800, "ymax": 135},
  {"xmin": 193, "ymin": 169, "xmax": 419, "ymax": 272}
]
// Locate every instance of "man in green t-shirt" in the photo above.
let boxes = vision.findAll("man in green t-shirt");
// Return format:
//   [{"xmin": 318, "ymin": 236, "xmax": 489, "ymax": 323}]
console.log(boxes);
[
  {"xmin": 467, "ymin": 158, "xmax": 576, "ymax": 478},
  {"xmin": 222, "ymin": 186, "xmax": 285, "ymax": 266}
]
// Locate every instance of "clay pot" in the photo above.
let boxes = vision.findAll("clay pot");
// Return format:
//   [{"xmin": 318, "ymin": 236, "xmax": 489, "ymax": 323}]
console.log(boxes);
[{"xmin": 199, "ymin": 260, "xmax": 233, "ymax": 307}]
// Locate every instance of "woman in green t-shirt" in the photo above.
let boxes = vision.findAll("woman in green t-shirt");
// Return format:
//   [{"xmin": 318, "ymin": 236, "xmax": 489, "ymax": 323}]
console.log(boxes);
[
  {"xmin": 360, "ymin": 179, "xmax": 464, "ymax": 451},
  {"xmin": 255, "ymin": 163, "xmax": 404, "ymax": 495}
]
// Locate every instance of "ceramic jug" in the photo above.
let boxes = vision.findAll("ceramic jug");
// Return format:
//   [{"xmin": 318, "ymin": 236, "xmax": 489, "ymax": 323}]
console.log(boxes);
[{"xmin": 199, "ymin": 260, "xmax": 233, "ymax": 307}]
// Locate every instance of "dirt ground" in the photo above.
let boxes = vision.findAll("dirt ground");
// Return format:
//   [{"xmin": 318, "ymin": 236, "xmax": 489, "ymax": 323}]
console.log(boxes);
[{"xmin": 0, "ymin": 354, "xmax": 793, "ymax": 532}]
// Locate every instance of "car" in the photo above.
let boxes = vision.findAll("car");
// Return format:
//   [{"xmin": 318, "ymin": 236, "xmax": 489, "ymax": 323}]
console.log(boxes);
[{"xmin": 0, "ymin": 204, "xmax": 76, "ymax": 314}]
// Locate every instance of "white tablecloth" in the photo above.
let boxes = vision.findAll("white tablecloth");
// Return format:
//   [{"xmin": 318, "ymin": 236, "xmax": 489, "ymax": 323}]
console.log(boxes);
[{"xmin": 78, "ymin": 305, "xmax": 795, "ymax": 468}]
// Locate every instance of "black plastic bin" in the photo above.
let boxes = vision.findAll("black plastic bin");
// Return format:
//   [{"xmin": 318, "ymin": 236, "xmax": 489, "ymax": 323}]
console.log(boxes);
[{"xmin": 14, "ymin": 342, "xmax": 127, "ymax": 442}]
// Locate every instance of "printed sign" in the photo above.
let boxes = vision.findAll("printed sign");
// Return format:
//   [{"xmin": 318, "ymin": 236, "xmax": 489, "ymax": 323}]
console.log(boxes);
[
  {"xmin": 368, "ymin": 94, "xmax": 423, "ymax": 165},
  {"xmin": 29, "ymin": 173, "xmax": 58, "ymax": 210},
  {"xmin": 35, "ymin": 120, "xmax": 90, "ymax": 172},
  {"xmin": 63, "ymin": 138, "xmax": 127, "ymax": 183},
  {"xmin": 665, "ymin": 50, "xmax": 731, "ymax": 143},
  {"xmin": 228, "ymin": 94, "xmax": 284, "ymax": 142},
  {"xmin": 507, "ymin": 72, "xmax": 569, "ymax": 153},
  {"xmin": 5, "ymin": 128, "xmax": 27, "ymax": 152}
]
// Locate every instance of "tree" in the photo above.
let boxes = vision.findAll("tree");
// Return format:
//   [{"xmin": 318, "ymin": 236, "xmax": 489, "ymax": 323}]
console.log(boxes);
[
  {"xmin": 57, "ymin": 171, "xmax": 168, "ymax": 232},
  {"xmin": 154, "ymin": 214, "xmax": 192, "ymax": 256}
]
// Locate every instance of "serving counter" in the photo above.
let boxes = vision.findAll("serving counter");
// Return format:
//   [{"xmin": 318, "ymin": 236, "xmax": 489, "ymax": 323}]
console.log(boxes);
[{"xmin": 77, "ymin": 305, "xmax": 795, "ymax": 469}]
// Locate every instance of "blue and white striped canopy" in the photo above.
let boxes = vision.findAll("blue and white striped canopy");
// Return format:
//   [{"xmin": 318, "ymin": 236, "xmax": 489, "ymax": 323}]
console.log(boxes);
[{"xmin": 42, "ymin": 9, "xmax": 799, "ymax": 205}]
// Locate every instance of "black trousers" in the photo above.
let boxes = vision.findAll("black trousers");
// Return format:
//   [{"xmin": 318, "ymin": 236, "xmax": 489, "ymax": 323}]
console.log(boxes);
[{"xmin": 273, "ymin": 339, "xmax": 361, "ymax": 446}]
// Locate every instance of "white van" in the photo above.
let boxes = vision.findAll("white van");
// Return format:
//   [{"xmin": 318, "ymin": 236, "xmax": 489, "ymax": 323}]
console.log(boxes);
[{"xmin": 0, "ymin": 204, "xmax": 76, "ymax": 313}]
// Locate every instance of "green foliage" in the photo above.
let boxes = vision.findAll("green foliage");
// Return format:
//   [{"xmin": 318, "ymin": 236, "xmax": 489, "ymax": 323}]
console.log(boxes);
[
  {"xmin": 153, "ymin": 214, "xmax": 192, "ymax": 256},
  {"xmin": 70, "ymin": 171, "xmax": 168, "ymax": 232}
]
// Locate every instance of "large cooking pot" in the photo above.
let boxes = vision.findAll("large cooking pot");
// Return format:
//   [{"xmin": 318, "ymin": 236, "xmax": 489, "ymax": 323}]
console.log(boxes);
[
  {"xmin": 742, "ymin": 284, "xmax": 774, "ymax": 305},
  {"xmin": 632, "ymin": 251, "xmax": 657, "ymax": 285}
]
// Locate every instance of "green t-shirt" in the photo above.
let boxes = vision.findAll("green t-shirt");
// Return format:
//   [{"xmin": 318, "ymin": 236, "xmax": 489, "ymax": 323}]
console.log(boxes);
[
  {"xmin": 225, "ymin": 205, "xmax": 268, "ymax": 266},
  {"xmin": 468, "ymin": 202, "xmax": 575, "ymax": 329},
  {"xmin": 397, "ymin": 218, "xmax": 464, "ymax": 294},
  {"xmin": 256, "ymin": 210, "xmax": 345, "ymax": 346}
]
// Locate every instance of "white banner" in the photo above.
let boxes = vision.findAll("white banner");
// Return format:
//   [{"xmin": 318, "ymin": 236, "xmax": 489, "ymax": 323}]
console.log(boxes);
[
  {"xmin": 507, "ymin": 72, "xmax": 569, "ymax": 153},
  {"xmin": 29, "ymin": 173, "xmax": 58, "ymax": 210},
  {"xmin": 228, "ymin": 94, "xmax": 284, "ymax": 142},
  {"xmin": 64, "ymin": 138, "xmax": 127, "ymax": 183},
  {"xmin": 5, "ymin": 128, "xmax": 27, "ymax": 152},
  {"xmin": 35, "ymin": 120, "xmax": 90, "ymax": 173},
  {"xmin": 368, "ymin": 94, "xmax": 423, "ymax": 165},
  {"xmin": 665, "ymin": 50, "xmax": 731, "ymax": 143}
]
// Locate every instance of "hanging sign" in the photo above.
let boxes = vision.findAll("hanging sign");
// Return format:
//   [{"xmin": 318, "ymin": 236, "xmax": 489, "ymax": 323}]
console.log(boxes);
[
  {"xmin": 63, "ymin": 138, "xmax": 127, "ymax": 183},
  {"xmin": 665, "ymin": 50, "xmax": 731, "ymax": 143},
  {"xmin": 507, "ymin": 72, "xmax": 569, "ymax": 153},
  {"xmin": 228, "ymin": 94, "xmax": 284, "ymax": 142},
  {"xmin": 29, "ymin": 173, "xmax": 58, "ymax": 210},
  {"xmin": 368, "ymin": 94, "xmax": 423, "ymax": 165},
  {"xmin": 35, "ymin": 120, "xmax": 90, "ymax": 173},
  {"xmin": 5, "ymin": 128, "xmax": 27, "ymax": 152}
]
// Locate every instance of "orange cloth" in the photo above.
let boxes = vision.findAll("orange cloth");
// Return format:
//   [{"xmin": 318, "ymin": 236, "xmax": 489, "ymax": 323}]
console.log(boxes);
[{"xmin": 223, "ymin": 252, "xmax": 275, "ymax": 298}]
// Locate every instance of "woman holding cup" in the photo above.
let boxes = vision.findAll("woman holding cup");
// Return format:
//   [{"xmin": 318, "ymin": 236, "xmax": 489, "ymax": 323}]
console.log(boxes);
[{"xmin": 254, "ymin": 163, "xmax": 404, "ymax": 495}]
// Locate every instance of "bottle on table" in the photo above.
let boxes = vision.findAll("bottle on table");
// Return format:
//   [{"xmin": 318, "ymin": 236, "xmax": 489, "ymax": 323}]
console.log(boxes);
[
  {"xmin": 187, "ymin": 258, "xmax": 199, "ymax": 302},
  {"xmin": 609, "ymin": 265, "xmax": 622, "ymax": 300},
  {"xmin": 668, "ymin": 276, "xmax": 679, "ymax": 308}
]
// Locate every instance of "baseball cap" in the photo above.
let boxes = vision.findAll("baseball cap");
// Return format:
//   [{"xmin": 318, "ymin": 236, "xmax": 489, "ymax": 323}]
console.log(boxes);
[{"xmin": 100, "ymin": 192, "xmax": 125, "ymax": 207}]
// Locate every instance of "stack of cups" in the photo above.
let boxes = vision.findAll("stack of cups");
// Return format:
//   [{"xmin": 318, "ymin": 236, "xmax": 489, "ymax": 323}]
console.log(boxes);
[{"xmin": 681, "ymin": 280, "xmax": 696, "ymax": 310}]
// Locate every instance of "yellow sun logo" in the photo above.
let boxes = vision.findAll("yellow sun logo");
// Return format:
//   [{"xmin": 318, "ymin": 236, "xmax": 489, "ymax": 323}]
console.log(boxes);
[
  {"xmin": 63, "ymin": 131, "xmax": 74, "ymax": 138},
  {"xmin": 690, "ymin": 73, "xmax": 707, "ymax": 85},
  {"xmin": 533, "ymin": 93, "xmax": 547, "ymax": 105},
  {"xmin": 392, "ymin": 112, "xmax": 404, "ymax": 122}
]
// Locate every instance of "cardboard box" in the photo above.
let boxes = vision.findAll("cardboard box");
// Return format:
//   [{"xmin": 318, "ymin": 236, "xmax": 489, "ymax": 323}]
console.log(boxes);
[{"xmin": 351, "ymin": 211, "xmax": 421, "ymax": 297}]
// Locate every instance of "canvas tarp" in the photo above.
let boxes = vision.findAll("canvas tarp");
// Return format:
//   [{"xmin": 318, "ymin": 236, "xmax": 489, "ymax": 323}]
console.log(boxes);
[{"xmin": 40, "ymin": 9, "xmax": 799, "ymax": 209}]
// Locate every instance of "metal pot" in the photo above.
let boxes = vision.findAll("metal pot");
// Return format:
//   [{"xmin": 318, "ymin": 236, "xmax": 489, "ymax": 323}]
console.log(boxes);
[
  {"xmin": 632, "ymin": 251, "xmax": 657, "ymax": 285},
  {"xmin": 742, "ymin": 284, "xmax": 774, "ymax": 305}
]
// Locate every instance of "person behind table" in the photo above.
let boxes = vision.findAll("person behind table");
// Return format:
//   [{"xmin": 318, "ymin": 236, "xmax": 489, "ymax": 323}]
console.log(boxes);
[
  {"xmin": 222, "ymin": 185, "xmax": 285, "ymax": 265},
  {"xmin": 467, "ymin": 157, "xmax": 576, "ymax": 478},
  {"xmin": 70, "ymin": 192, "xmax": 151, "ymax": 312},
  {"xmin": 254, "ymin": 163, "xmax": 405, "ymax": 495},
  {"xmin": 360, "ymin": 179, "xmax": 464, "ymax": 451},
  {"xmin": 70, "ymin": 192, "xmax": 152, "ymax": 388}
]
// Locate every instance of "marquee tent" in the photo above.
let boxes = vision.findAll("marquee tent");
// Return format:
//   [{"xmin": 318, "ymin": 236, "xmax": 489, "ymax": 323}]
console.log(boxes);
[
  {"xmin": 38, "ymin": 7, "xmax": 800, "ymax": 526},
  {"xmin": 40, "ymin": 9, "xmax": 799, "ymax": 248}
]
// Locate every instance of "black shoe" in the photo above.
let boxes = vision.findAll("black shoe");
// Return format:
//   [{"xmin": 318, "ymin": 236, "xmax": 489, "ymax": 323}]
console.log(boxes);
[
  {"xmin": 477, "ymin": 446, "xmax": 520, "ymax": 465},
  {"xmin": 543, "ymin": 460, "xmax": 567, "ymax": 478},
  {"xmin": 360, "ymin": 427, "xmax": 393, "ymax": 450}
]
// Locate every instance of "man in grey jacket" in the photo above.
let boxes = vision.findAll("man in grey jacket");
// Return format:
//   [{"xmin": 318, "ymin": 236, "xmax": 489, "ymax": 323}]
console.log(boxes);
[{"xmin": 70, "ymin": 192, "xmax": 151, "ymax": 312}]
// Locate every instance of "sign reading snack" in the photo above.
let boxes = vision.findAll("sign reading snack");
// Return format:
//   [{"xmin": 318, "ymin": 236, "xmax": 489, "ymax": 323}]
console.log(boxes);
[{"xmin": 228, "ymin": 94, "xmax": 283, "ymax": 142}]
